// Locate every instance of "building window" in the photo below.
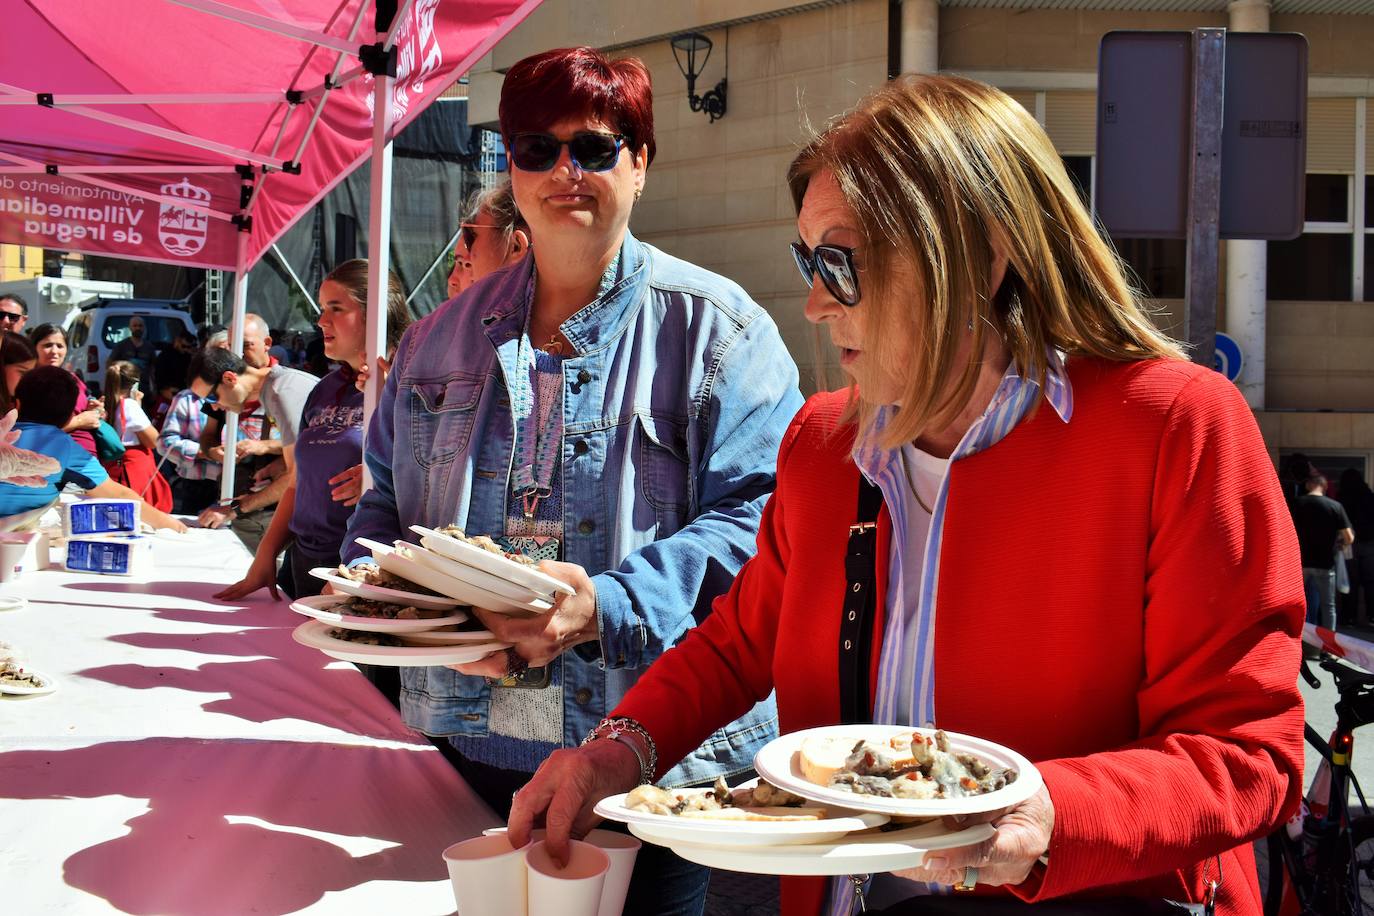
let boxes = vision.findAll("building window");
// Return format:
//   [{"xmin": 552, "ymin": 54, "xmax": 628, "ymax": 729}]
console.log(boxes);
[
  {"xmin": 1058, "ymin": 154, "xmax": 1187, "ymax": 299},
  {"xmin": 1365, "ymin": 178, "xmax": 1374, "ymax": 302},
  {"xmin": 1061, "ymin": 155, "xmax": 1092, "ymax": 210},
  {"xmin": 1268, "ymin": 174, "xmax": 1356, "ymax": 301}
]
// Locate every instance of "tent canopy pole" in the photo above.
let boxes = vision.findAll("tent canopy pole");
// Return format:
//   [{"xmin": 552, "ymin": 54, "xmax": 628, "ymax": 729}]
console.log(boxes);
[
  {"xmin": 166, "ymin": 0, "xmax": 357, "ymax": 54},
  {"xmin": 220, "ymin": 229, "xmax": 251, "ymax": 504},
  {"xmin": 360, "ymin": 57, "xmax": 395, "ymax": 495}
]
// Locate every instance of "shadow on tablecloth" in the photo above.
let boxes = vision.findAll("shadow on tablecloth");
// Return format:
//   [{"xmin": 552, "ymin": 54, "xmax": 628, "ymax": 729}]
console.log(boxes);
[{"xmin": 0, "ymin": 737, "xmax": 494, "ymax": 914}]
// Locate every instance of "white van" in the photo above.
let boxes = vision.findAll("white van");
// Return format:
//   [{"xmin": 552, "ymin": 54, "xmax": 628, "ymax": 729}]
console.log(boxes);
[{"xmin": 64, "ymin": 299, "xmax": 197, "ymax": 397}]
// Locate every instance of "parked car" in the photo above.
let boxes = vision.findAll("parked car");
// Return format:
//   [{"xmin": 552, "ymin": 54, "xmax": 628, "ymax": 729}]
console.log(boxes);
[{"xmin": 64, "ymin": 299, "xmax": 197, "ymax": 397}]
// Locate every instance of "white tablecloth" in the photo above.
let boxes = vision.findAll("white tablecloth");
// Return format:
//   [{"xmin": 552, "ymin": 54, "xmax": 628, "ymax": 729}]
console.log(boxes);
[{"xmin": 0, "ymin": 526, "xmax": 497, "ymax": 914}]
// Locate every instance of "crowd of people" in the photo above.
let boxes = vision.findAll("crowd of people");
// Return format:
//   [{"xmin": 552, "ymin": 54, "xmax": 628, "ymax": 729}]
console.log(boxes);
[
  {"xmin": 0, "ymin": 45, "xmax": 1316, "ymax": 916},
  {"xmin": 0, "ymin": 291, "xmax": 339, "ymax": 538}
]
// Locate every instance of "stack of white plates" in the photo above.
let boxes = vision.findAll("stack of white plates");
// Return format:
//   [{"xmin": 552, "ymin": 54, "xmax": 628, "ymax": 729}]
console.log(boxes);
[
  {"xmin": 295, "ymin": 528, "xmax": 575, "ymax": 666},
  {"xmin": 593, "ymin": 725, "xmax": 1041, "ymax": 876}
]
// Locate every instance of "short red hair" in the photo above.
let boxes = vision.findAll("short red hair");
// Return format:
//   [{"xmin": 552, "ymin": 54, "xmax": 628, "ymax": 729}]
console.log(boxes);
[{"xmin": 499, "ymin": 47, "xmax": 656, "ymax": 167}]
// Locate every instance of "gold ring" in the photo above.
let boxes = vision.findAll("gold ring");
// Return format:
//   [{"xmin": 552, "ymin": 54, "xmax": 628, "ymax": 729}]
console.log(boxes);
[{"xmin": 954, "ymin": 866, "xmax": 978, "ymax": 892}]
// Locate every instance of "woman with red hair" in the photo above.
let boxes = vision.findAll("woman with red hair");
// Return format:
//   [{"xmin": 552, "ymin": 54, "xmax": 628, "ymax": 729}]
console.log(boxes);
[{"xmin": 345, "ymin": 46, "xmax": 804, "ymax": 913}]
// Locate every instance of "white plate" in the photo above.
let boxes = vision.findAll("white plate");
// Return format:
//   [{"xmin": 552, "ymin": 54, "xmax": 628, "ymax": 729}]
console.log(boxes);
[
  {"xmin": 288, "ymin": 594, "xmax": 469, "ymax": 634},
  {"xmin": 637, "ymin": 818, "xmax": 995, "ymax": 877},
  {"xmin": 376, "ymin": 543, "xmax": 555, "ymax": 617},
  {"xmin": 308, "ymin": 567, "xmax": 463, "ymax": 612},
  {"xmin": 291, "ymin": 620, "xmax": 510, "ymax": 667},
  {"xmin": 594, "ymin": 782, "xmax": 888, "ymax": 847},
  {"xmin": 754, "ymin": 724, "xmax": 1043, "ymax": 817},
  {"xmin": 0, "ymin": 596, "xmax": 27, "ymax": 612},
  {"xmin": 411, "ymin": 525, "xmax": 575, "ymax": 597},
  {"xmin": 411, "ymin": 539, "xmax": 551, "ymax": 603},
  {"xmin": 397, "ymin": 628, "xmax": 498, "ymax": 646},
  {"xmin": 0, "ymin": 670, "xmax": 57, "ymax": 696}
]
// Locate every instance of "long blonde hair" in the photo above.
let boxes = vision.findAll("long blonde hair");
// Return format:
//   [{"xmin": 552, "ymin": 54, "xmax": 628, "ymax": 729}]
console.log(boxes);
[
  {"xmin": 104, "ymin": 360, "xmax": 140, "ymax": 430},
  {"xmin": 788, "ymin": 74, "xmax": 1184, "ymax": 449}
]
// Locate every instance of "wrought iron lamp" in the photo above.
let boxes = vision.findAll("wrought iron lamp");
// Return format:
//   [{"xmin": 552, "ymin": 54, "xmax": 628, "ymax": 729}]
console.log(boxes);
[{"xmin": 670, "ymin": 32, "xmax": 727, "ymax": 123}]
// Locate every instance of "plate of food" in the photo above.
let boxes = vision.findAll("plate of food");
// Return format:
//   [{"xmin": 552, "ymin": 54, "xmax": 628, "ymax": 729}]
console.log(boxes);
[
  {"xmin": 649, "ymin": 817, "xmax": 995, "ymax": 877},
  {"xmin": 595, "ymin": 777, "xmax": 888, "ymax": 847},
  {"xmin": 371, "ymin": 541, "xmax": 555, "ymax": 617},
  {"xmin": 0, "ymin": 660, "xmax": 56, "ymax": 696},
  {"xmin": 410, "ymin": 525, "xmax": 575, "ymax": 597},
  {"xmin": 291, "ymin": 619, "xmax": 510, "ymax": 667},
  {"xmin": 395, "ymin": 626, "xmax": 499, "ymax": 646},
  {"xmin": 288, "ymin": 594, "xmax": 469, "ymax": 633},
  {"xmin": 309, "ymin": 564, "xmax": 462, "ymax": 612},
  {"xmin": 753, "ymin": 724, "xmax": 1042, "ymax": 817},
  {"xmin": 408, "ymin": 538, "xmax": 553, "ymax": 603}
]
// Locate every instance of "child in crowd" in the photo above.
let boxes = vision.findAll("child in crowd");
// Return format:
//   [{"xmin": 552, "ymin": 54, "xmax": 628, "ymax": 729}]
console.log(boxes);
[
  {"xmin": 0, "ymin": 366, "xmax": 185, "ymax": 530},
  {"xmin": 102, "ymin": 361, "xmax": 173, "ymax": 512}
]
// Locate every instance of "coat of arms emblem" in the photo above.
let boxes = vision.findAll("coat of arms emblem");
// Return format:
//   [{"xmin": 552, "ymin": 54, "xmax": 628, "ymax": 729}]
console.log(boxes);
[{"xmin": 158, "ymin": 178, "xmax": 211, "ymax": 257}]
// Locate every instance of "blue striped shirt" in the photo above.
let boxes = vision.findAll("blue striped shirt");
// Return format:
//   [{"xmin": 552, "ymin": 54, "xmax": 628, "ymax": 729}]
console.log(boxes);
[{"xmin": 825, "ymin": 353, "xmax": 1073, "ymax": 915}]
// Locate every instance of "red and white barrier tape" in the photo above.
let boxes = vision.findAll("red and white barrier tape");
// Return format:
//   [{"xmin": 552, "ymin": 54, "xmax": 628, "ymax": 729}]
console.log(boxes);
[{"xmin": 1303, "ymin": 623, "xmax": 1374, "ymax": 674}]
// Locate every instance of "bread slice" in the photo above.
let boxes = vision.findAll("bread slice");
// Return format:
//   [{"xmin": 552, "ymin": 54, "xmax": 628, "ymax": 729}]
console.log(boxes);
[
  {"xmin": 797, "ymin": 734, "xmax": 861, "ymax": 786},
  {"xmin": 676, "ymin": 806, "xmax": 825, "ymax": 822}
]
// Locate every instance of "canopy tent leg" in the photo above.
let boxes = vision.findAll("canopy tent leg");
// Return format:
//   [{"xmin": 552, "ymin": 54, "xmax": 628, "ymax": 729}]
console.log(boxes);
[
  {"xmin": 361, "ymin": 64, "xmax": 395, "ymax": 495},
  {"xmin": 220, "ymin": 230, "xmax": 250, "ymax": 504}
]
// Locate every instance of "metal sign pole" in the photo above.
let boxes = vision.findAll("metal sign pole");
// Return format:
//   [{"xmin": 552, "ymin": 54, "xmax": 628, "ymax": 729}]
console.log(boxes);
[{"xmin": 1184, "ymin": 28, "xmax": 1225, "ymax": 365}]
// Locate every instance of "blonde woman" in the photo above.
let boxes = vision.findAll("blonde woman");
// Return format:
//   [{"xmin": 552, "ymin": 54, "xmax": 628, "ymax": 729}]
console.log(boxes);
[{"xmin": 509, "ymin": 75, "xmax": 1304, "ymax": 916}]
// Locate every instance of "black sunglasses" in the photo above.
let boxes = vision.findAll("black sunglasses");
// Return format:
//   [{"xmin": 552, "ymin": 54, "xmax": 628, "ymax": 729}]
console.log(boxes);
[
  {"xmin": 790, "ymin": 242, "xmax": 861, "ymax": 306},
  {"xmin": 0, "ymin": 310, "xmax": 23, "ymax": 323},
  {"xmin": 460, "ymin": 223, "xmax": 500, "ymax": 251},
  {"xmin": 509, "ymin": 131, "xmax": 626, "ymax": 173}
]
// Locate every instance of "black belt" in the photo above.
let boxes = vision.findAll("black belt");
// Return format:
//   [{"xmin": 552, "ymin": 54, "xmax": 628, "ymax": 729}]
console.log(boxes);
[{"xmin": 838, "ymin": 477, "xmax": 883, "ymax": 725}]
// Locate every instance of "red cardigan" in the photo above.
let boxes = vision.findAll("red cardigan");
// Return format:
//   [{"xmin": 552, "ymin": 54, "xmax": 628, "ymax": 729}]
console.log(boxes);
[{"xmin": 615, "ymin": 357, "xmax": 1305, "ymax": 916}]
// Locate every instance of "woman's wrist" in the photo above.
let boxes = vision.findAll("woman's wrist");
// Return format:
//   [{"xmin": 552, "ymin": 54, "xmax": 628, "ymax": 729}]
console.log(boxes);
[{"xmin": 582, "ymin": 716, "xmax": 658, "ymax": 785}]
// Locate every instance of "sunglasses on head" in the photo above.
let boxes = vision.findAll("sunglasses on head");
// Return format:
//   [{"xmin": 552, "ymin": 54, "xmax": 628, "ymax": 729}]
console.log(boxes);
[
  {"xmin": 790, "ymin": 242, "xmax": 861, "ymax": 306},
  {"xmin": 509, "ymin": 131, "xmax": 626, "ymax": 173},
  {"xmin": 0, "ymin": 310, "xmax": 23, "ymax": 323}
]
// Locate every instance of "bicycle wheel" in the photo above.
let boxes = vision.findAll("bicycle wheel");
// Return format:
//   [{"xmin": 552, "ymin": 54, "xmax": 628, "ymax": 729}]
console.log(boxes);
[
  {"xmin": 1349, "ymin": 816, "xmax": 1374, "ymax": 915},
  {"xmin": 1264, "ymin": 831, "xmax": 1295, "ymax": 916}
]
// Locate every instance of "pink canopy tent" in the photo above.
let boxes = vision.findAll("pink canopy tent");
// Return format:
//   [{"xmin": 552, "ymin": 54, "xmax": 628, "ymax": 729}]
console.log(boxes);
[{"xmin": 1, "ymin": 0, "xmax": 540, "ymax": 497}]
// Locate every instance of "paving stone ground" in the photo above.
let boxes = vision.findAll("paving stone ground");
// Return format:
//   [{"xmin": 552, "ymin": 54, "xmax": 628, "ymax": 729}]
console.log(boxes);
[{"xmin": 705, "ymin": 871, "xmax": 780, "ymax": 916}]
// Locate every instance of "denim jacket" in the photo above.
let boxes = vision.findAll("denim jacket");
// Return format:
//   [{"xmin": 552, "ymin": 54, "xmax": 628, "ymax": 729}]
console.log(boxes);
[{"xmin": 344, "ymin": 233, "xmax": 804, "ymax": 786}]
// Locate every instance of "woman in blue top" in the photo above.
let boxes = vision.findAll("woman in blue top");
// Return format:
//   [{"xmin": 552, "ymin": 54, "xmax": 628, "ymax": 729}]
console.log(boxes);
[
  {"xmin": 344, "ymin": 46, "xmax": 803, "ymax": 915},
  {"xmin": 216, "ymin": 260, "xmax": 411, "ymax": 601}
]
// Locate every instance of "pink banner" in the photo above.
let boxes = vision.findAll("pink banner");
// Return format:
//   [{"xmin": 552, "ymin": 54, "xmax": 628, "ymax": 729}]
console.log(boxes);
[
  {"xmin": 0, "ymin": 172, "xmax": 239, "ymax": 269},
  {"xmin": 5, "ymin": 0, "xmax": 541, "ymax": 273}
]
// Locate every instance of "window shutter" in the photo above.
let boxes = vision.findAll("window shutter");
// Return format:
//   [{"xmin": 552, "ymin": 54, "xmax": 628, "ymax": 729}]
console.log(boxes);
[
  {"xmin": 1307, "ymin": 97, "xmax": 1355, "ymax": 174},
  {"xmin": 1045, "ymin": 91, "xmax": 1097, "ymax": 156}
]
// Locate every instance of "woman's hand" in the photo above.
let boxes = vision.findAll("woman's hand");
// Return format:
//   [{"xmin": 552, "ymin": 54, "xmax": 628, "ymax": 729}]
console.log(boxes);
[
  {"xmin": 329, "ymin": 465, "xmax": 364, "ymax": 506},
  {"xmin": 508, "ymin": 738, "xmax": 642, "ymax": 867},
  {"xmin": 214, "ymin": 554, "xmax": 280, "ymax": 601},
  {"xmin": 891, "ymin": 786, "xmax": 1055, "ymax": 889},
  {"xmin": 68, "ymin": 407, "xmax": 102, "ymax": 431},
  {"xmin": 448, "ymin": 561, "xmax": 598, "ymax": 678},
  {"xmin": 354, "ymin": 356, "xmax": 392, "ymax": 393}
]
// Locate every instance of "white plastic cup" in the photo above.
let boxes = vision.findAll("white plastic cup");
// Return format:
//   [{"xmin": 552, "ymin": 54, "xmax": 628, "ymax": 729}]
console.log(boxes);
[
  {"xmin": 582, "ymin": 829, "xmax": 641, "ymax": 916},
  {"xmin": 0, "ymin": 533, "xmax": 32, "ymax": 583},
  {"xmin": 525, "ymin": 839, "xmax": 609, "ymax": 916},
  {"xmin": 442, "ymin": 833, "xmax": 529, "ymax": 916}
]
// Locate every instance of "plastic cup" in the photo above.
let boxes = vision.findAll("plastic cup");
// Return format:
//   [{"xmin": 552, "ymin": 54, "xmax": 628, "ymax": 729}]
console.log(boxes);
[
  {"xmin": 0, "ymin": 533, "xmax": 34, "ymax": 583},
  {"xmin": 442, "ymin": 833, "xmax": 528, "ymax": 916},
  {"xmin": 582, "ymin": 829, "xmax": 641, "ymax": 916},
  {"xmin": 525, "ymin": 839, "xmax": 609, "ymax": 916}
]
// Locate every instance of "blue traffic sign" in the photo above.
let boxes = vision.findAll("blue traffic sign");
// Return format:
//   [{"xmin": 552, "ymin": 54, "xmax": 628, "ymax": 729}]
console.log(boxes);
[{"xmin": 1214, "ymin": 332, "xmax": 1243, "ymax": 382}]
